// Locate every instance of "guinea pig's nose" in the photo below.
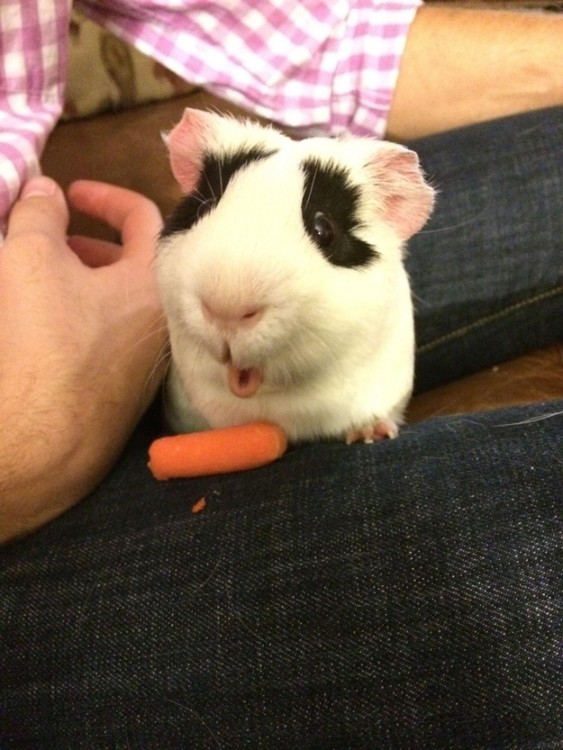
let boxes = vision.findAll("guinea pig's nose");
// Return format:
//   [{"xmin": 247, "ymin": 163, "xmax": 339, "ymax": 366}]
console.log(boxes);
[{"xmin": 201, "ymin": 299, "xmax": 263, "ymax": 329}]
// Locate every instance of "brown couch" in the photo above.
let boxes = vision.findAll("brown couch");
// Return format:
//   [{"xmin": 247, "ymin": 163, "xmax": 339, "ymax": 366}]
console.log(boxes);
[{"xmin": 40, "ymin": 16, "xmax": 562, "ymax": 425}]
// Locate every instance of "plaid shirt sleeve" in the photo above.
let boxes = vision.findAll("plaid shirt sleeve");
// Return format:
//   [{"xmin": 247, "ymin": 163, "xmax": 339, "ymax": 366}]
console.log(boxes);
[
  {"xmin": 0, "ymin": 0, "xmax": 69, "ymax": 233},
  {"xmin": 79, "ymin": 0, "xmax": 421, "ymax": 138}
]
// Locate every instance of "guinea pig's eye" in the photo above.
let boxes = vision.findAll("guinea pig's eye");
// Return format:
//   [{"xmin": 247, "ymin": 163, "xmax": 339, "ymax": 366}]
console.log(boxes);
[{"xmin": 312, "ymin": 211, "xmax": 336, "ymax": 250}]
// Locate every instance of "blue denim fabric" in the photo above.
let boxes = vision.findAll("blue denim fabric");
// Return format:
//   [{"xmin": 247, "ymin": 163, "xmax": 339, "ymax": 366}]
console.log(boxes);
[
  {"xmin": 406, "ymin": 106, "xmax": 563, "ymax": 392},
  {"xmin": 1, "ymin": 108, "xmax": 562, "ymax": 749},
  {"xmin": 1, "ymin": 402, "xmax": 562, "ymax": 749}
]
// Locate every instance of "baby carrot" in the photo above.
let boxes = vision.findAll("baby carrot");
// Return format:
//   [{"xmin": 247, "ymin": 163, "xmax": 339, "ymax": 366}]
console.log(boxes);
[{"xmin": 148, "ymin": 421, "xmax": 288, "ymax": 480}]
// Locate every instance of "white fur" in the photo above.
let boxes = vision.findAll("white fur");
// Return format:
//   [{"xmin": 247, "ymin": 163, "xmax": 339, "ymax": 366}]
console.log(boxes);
[{"xmin": 157, "ymin": 110, "xmax": 435, "ymax": 443}]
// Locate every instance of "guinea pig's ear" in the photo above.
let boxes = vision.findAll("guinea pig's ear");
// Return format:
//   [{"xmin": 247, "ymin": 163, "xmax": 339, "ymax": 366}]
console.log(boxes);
[
  {"xmin": 162, "ymin": 108, "xmax": 214, "ymax": 193},
  {"xmin": 368, "ymin": 142, "xmax": 435, "ymax": 240},
  {"xmin": 163, "ymin": 108, "xmax": 290, "ymax": 194}
]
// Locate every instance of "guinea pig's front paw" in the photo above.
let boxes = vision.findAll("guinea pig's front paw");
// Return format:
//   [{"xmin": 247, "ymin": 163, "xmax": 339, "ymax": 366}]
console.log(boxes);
[{"xmin": 345, "ymin": 419, "xmax": 399, "ymax": 445}]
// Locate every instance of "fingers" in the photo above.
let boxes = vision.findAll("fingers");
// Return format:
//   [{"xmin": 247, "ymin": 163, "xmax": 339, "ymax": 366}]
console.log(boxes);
[
  {"xmin": 68, "ymin": 180, "xmax": 163, "ymax": 261},
  {"xmin": 6, "ymin": 176, "xmax": 69, "ymax": 244}
]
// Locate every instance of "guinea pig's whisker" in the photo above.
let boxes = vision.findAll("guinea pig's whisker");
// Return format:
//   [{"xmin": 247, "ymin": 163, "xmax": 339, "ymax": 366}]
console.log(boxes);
[
  {"xmin": 153, "ymin": 341, "xmax": 172, "ymax": 375},
  {"xmin": 410, "ymin": 290, "xmax": 432, "ymax": 308},
  {"xmin": 199, "ymin": 171, "xmax": 217, "ymax": 207},
  {"xmin": 302, "ymin": 163, "xmax": 318, "ymax": 212},
  {"xmin": 143, "ymin": 341, "xmax": 172, "ymax": 397},
  {"xmin": 218, "ymin": 161, "xmax": 224, "ymax": 199},
  {"xmin": 121, "ymin": 317, "xmax": 168, "ymax": 360},
  {"xmin": 149, "ymin": 244, "xmax": 160, "ymax": 266},
  {"xmin": 418, "ymin": 212, "xmax": 486, "ymax": 235},
  {"xmin": 189, "ymin": 189, "xmax": 215, "ymax": 220}
]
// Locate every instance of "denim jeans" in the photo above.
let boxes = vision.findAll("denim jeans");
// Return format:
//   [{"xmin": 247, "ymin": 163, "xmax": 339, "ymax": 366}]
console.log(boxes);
[
  {"xmin": 407, "ymin": 106, "xmax": 563, "ymax": 391},
  {"xmin": 1, "ymin": 108, "xmax": 562, "ymax": 749}
]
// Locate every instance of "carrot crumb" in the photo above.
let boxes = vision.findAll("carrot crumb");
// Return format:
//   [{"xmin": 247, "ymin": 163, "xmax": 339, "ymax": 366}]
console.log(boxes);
[{"xmin": 191, "ymin": 497, "xmax": 207, "ymax": 514}]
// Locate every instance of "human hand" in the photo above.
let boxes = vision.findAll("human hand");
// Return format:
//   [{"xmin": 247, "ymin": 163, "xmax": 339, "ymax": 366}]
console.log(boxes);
[{"xmin": 0, "ymin": 177, "xmax": 167, "ymax": 542}]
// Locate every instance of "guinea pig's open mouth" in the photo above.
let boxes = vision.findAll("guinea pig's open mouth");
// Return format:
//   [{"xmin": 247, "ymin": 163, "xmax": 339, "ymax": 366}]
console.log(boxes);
[{"xmin": 227, "ymin": 363, "xmax": 263, "ymax": 398}]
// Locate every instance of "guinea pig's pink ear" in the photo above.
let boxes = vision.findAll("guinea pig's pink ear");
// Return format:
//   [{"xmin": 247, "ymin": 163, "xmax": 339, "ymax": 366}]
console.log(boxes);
[
  {"xmin": 368, "ymin": 142, "xmax": 435, "ymax": 240},
  {"xmin": 162, "ymin": 108, "xmax": 217, "ymax": 193}
]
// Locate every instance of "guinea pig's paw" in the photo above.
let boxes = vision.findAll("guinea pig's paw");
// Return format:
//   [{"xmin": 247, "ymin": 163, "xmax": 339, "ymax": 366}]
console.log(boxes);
[{"xmin": 345, "ymin": 419, "xmax": 399, "ymax": 445}]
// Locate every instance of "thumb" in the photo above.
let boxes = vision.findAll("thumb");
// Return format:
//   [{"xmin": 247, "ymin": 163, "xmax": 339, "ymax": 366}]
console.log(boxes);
[{"xmin": 7, "ymin": 176, "xmax": 69, "ymax": 243}]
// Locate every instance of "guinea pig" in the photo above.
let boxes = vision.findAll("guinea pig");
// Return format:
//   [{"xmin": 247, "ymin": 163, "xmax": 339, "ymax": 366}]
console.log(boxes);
[{"xmin": 156, "ymin": 108, "xmax": 435, "ymax": 444}]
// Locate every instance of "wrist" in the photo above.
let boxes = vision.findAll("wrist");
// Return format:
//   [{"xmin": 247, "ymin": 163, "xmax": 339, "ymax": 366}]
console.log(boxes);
[
  {"xmin": 0, "ymin": 373, "xmax": 117, "ymax": 543},
  {"xmin": 0, "ymin": 423, "xmax": 85, "ymax": 544}
]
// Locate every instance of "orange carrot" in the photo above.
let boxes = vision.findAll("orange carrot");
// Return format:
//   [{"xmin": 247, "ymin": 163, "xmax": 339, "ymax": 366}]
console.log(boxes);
[
  {"xmin": 148, "ymin": 422, "xmax": 288, "ymax": 480},
  {"xmin": 191, "ymin": 497, "xmax": 207, "ymax": 513}
]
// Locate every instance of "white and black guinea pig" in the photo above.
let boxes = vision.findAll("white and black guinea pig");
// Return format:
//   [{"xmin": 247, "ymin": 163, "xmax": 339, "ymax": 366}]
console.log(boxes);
[{"xmin": 156, "ymin": 108, "xmax": 435, "ymax": 444}]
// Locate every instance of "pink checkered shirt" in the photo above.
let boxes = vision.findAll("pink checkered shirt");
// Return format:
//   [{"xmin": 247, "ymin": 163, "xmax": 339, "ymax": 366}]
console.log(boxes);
[{"xmin": 0, "ymin": 0, "xmax": 421, "ymax": 229}]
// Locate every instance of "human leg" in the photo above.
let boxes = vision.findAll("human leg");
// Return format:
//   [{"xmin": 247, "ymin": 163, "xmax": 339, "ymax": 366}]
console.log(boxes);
[
  {"xmin": 405, "ymin": 106, "xmax": 563, "ymax": 392},
  {"xmin": 0, "ymin": 400, "xmax": 561, "ymax": 749}
]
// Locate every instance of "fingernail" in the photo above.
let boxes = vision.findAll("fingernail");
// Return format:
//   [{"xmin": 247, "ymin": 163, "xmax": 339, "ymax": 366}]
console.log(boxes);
[{"xmin": 21, "ymin": 176, "xmax": 58, "ymax": 199}]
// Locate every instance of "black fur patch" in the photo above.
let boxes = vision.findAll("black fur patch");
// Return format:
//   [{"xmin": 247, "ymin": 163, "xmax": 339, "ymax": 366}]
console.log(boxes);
[
  {"xmin": 161, "ymin": 146, "xmax": 276, "ymax": 238},
  {"xmin": 301, "ymin": 157, "xmax": 378, "ymax": 268}
]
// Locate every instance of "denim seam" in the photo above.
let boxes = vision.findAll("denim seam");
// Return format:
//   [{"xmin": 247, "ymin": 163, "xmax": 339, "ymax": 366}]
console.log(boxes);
[{"xmin": 416, "ymin": 284, "xmax": 563, "ymax": 355}]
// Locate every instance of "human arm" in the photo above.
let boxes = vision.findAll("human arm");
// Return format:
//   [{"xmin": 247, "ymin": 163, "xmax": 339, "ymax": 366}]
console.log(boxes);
[
  {"xmin": 0, "ymin": 177, "xmax": 167, "ymax": 543},
  {"xmin": 386, "ymin": 4, "xmax": 563, "ymax": 141},
  {"xmin": 0, "ymin": 0, "xmax": 70, "ymax": 234}
]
